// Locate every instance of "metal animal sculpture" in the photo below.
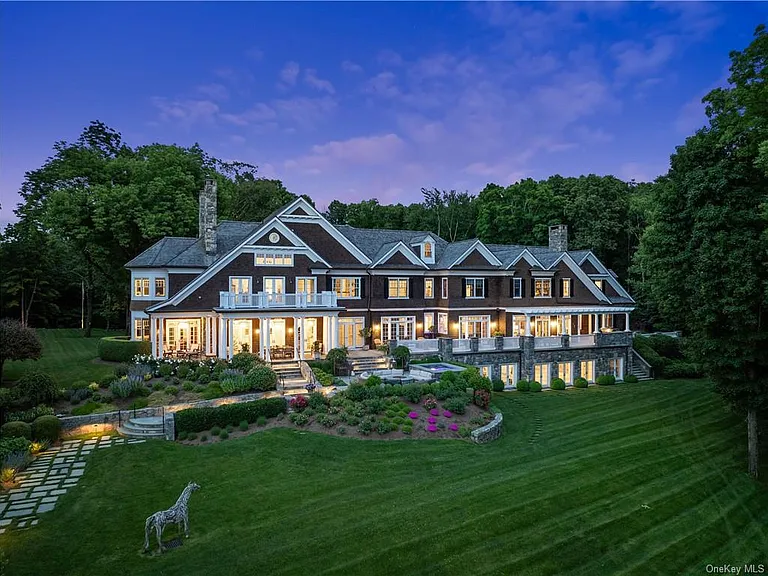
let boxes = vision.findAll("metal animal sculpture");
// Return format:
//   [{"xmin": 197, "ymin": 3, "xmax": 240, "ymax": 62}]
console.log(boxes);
[{"xmin": 143, "ymin": 481, "xmax": 201, "ymax": 553}]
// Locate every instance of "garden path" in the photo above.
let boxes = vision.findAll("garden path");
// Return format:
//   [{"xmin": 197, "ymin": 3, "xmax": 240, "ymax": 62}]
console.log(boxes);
[{"xmin": 0, "ymin": 436, "xmax": 145, "ymax": 533}]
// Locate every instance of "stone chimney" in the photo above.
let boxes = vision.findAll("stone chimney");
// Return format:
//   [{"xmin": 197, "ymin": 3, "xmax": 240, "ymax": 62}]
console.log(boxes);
[
  {"xmin": 548, "ymin": 224, "xmax": 568, "ymax": 252},
  {"xmin": 199, "ymin": 179, "xmax": 218, "ymax": 255}
]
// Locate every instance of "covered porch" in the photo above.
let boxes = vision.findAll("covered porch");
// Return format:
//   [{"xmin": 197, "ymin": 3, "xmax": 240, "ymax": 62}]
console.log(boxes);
[
  {"xmin": 146, "ymin": 312, "xmax": 342, "ymax": 362},
  {"xmin": 506, "ymin": 307, "xmax": 633, "ymax": 338}
]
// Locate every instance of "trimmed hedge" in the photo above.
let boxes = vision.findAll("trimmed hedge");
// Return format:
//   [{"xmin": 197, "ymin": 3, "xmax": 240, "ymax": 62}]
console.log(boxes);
[
  {"xmin": 551, "ymin": 377, "xmax": 566, "ymax": 391},
  {"xmin": 516, "ymin": 379, "xmax": 530, "ymax": 392},
  {"xmin": 175, "ymin": 397, "xmax": 288, "ymax": 434},
  {"xmin": 596, "ymin": 375, "xmax": 616, "ymax": 386},
  {"xmin": 1, "ymin": 421, "xmax": 32, "ymax": 440},
  {"xmin": 31, "ymin": 415, "xmax": 61, "ymax": 442},
  {"xmin": 98, "ymin": 336, "xmax": 150, "ymax": 363},
  {"xmin": 624, "ymin": 374, "xmax": 639, "ymax": 383},
  {"xmin": 574, "ymin": 377, "xmax": 588, "ymax": 388},
  {"xmin": 529, "ymin": 381, "xmax": 542, "ymax": 392}
]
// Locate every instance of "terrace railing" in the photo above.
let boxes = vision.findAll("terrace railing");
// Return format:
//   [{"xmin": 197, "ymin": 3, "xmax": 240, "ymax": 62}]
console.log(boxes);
[
  {"xmin": 478, "ymin": 338, "xmax": 496, "ymax": 351},
  {"xmin": 533, "ymin": 336, "xmax": 561, "ymax": 350},
  {"xmin": 569, "ymin": 334, "xmax": 596, "ymax": 348},
  {"xmin": 218, "ymin": 291, "xmax": 338, "ymax": 309},
  {"xmin": 452, "ymin": 339, "xmax": 471, "ymax": 352},
  {"xmin": 502, "ymin": 337, "xmax": 520, "ymax": 350},
  {"xmin": 396, "ymin": 339, "xmax": 439, "ymax": 353}
]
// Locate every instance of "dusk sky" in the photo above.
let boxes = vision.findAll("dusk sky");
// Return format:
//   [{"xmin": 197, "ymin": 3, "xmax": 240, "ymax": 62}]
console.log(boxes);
[{"xmin": 1, "ymin": 2, "xmax": 766, "ymax": 227}]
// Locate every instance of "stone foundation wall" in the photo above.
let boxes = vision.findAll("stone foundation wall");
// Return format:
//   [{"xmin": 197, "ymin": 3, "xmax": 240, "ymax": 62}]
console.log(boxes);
[{"xmin": 471, "ymin": 413, "xmax": 503, "ymax": 444}]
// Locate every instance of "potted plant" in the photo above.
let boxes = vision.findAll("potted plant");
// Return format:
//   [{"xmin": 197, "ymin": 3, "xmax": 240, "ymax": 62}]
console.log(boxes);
[
  {"xmin": 492, "ymin": 329, "xmax": 504, "ymax": 337},
  {"xmin": 311, "ymin": 340, "xmax": 322, "ymax": 360},
  {"xmin": 359, "ymin": 327, "xmax": 373, "ymax": 350}
]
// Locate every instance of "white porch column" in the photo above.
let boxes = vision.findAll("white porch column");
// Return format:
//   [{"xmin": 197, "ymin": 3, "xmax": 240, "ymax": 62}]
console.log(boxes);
[
  {"xmin": 293, "ymin": 316, "xmax": 299, "ymax": 360},
  {"xmin": 226, "ymin": 318, "xmax": 234, "ymax": 360},
  {"xmin": 157, "ymin": 317, "xmax": 164, "ymax": 358},
  {"xmin": 625, "ymin": 312, "xmax": 630, "ymax": 332},
  {"xmin": 594, "ymin": 314, "xmax": 601, "ymax": 334},
  {"xmin": 263, "ymin": 317, "xmax": 271, "ymax": 361},
  {"xmin": 560, "ymin": 315, "xmax": 566, "ymax": 336},
  {"xmin": 322, "ymin": 316, "xmax": 329, "ymax": 354},
  {"xmin": 330, "ymin": 315, "xmax": 338, "ymax": 349},
  {"xmin": 217, "ymin": 317, "xmax": 226, "ymax": 359},
  {"xmin": 524, "ymin": 314, "xmax": 531, "ymax": 336},
  {"xmin": 300, "ymin": 316, "xmax": 306, "ymax": 359},
  {"xmin": 150, "ymin": 316, "xmax": 157, "ymax": 358}
]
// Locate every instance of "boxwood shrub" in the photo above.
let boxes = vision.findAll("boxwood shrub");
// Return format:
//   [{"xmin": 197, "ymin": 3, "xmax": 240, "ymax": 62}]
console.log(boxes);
[
  {"xmin": 573, "ymin": 377, "xmax": 588, "ymax": 388},
  {"xmin": 551, "ymin": 377, "xmax": 566, "ymax": 391},
  {"xmin": 175, "ymin": 397, "xmax": 287, "ymax": 434},
  {"xmin": 623, "ymin": 374, "xmax": 639, "ymax": 383},
  {"xmin": 516, "ymin": 379, "xmax": 530, "ymax": 392},
  {"xmin": 1, "ymin": 421, "xmax": 32, "ymax": 440},
  {"xmin": 596, "ymin": 375, "xmax": 616, "ymax": 386},
  {"xmin": 97, "ymin": 336, "xmax": 150, "ymax": 363},
  {"xmin": 31, "ymin": 415, "xmax": 61, "ymax": 442},
  {"xmin": 491, "ymin": 378, "xmax": 505, "ymax": 392},
  {"xmin": 529, "ymin": 381, "xmax": 542, "ymax": 392},
  {"xmin": 246, "ymin": 366, "xmax": 278, "ymax": 391}
]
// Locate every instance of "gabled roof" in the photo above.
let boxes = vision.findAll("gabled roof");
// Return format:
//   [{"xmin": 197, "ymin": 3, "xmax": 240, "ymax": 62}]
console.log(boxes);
[
  {"xmin": 371, "ymin": 241, "xmax": 429, "ymax": 268},
  {"xmin": 337, "ymin": 225, "xmax": 448, "ymax": 266},
  {"xmin": 125, "ymin": 237, "xmax": 200, "ymax": 268}
]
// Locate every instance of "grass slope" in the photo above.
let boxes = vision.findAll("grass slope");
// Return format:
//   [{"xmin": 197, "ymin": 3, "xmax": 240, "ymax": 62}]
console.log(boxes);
[
  {"xmin": 3, "ymin": 380, "xmax": 767, "ymax": 576},
  {"xmin": 3, "ymin": 328, "xmax": 122, "ymax": 386}
]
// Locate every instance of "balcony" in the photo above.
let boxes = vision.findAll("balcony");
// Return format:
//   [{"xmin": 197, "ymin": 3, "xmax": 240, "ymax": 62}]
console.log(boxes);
[{"xmin": 218, "ymin": 291, "xmax": 338, "ymax": 310}]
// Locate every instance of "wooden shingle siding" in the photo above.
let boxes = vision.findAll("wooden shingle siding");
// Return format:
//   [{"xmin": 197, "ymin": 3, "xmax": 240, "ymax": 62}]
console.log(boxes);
[{"xmin": 285, "ymin": 222, "xmax": 363, "ymax": 265}]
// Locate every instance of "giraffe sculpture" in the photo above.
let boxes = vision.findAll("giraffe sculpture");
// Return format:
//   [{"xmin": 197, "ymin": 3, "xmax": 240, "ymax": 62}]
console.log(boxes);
[{"xmin": 143, "ymin": 481, "xmax": 201, "ymax": 553}]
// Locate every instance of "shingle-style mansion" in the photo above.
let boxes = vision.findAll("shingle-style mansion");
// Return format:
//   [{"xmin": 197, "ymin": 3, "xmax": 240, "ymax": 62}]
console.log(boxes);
[{"xmin": 126, "ymin": 180, "xmax": 647, "ymax": 387}]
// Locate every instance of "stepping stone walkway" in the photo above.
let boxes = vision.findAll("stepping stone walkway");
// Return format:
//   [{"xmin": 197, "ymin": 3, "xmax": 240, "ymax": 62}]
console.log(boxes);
[{"xmin": 0, "ymin": 436, "xmax": 146, "ymax": 533}]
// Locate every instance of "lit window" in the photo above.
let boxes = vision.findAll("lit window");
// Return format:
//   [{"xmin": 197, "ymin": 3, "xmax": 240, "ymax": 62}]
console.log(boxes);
[
  {"xmin": 134, "ymin": 319, "xmax": 150, "ymax": 340},
  {"xmin": 608, "ymin": 358, "xmax": 623, "ymax": 379},
  {"xmin": 333, "ymin": 277, "xmax": 361, "ymax": 298},
  {"xmin": 154, "ymin": 278, "xmax": 166, "ymax": 298},
  {"xmin": 558, "ymin": 362, "xmax": 573, "ymax": 385},
  {"xmin": 437, "ymin": 313, "xmax": 448, "ymax": 334},
  {"xmin": 255, "ymin": 253, "xmax": 293, "ymax": 266},
  {"xmin": 424, "ymin": 278, "xmax": 434, "ymax": 298},
  {"xmin": 441, "ymin": 277, "xmax": 448, "ymax": 299},
  {"xmin": 423, "ymin": 243, "xmax": 432, "ymax": 258},
  {"xmin": 534, "ymin": 279, "xmax": 552, "ymax": 298},
  {"xmin": 534, "ymin": 363, "xmax": 551, "ymax": 387},
  {"xmin": 594, "ymin": 279, "xmax": 604, "ymax": 292},
  {"xmin": 230, "ymin": 277, "xmax": 251, "ymax": 294},
  {"xmin": 424, "ymin": 313, "xmax": 435, "ymax": 333},
  {"xmin": 464, "ymin": 278, "xmax": 485, "ymax": 298},
  {"xmin": 562, "ymin": 278, "xmax": 571, "ymax": 298},
  {"xmin": 134, "ymin": 278, "xmax": 150, "ymax": 297},
  {"xmin": 580, "ymin": 360, "xmax": 595, "ymax": 382},
  {"xmin": 388, "ymin": 278, "xmax": 409, "ymax": 299}
]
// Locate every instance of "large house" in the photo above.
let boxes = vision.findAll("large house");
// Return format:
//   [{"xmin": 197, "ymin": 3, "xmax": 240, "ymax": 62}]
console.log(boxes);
[{"xmin": 126, "ymin": 180, "xmax": 643, "ymax": 387}]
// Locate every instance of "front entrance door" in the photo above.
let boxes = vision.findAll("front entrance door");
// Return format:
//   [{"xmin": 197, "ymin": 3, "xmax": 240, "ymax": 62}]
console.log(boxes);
[
  {"xmin": 269, "ymin": 318, "xmax": 286, "ymax": 348},
  {"xmin": 232, "ymin": 319, "xmax": 251, "ymax": 354}
]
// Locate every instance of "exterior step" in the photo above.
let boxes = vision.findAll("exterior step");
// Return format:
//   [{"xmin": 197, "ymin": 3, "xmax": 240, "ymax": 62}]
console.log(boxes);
[{"xmin": 118, "ymin": 417, "xmax": 165, "ymax": 440}]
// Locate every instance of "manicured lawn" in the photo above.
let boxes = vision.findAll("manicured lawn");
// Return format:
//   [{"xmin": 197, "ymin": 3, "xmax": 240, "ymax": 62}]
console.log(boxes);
[
  {"xmin": 3, "ymin": 379, "xmax": 767, "ymax": 575},
  {"xmin": 3, "ymin": 328, "xmax": 123, "ymax": 386}
]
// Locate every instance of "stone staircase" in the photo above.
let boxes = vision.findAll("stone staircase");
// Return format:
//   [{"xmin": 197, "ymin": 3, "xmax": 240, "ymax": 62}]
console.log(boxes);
[
  {"xmin": 117, "ymin": 416, "xmax": 165, "ymax": 440},
  {"xmin": 629, "ymin": 349, "xmax": 654, "ymax": 381},
  {"xmin": 272, "ymin": 362, "xmax": 308, "ymax": 394},
  {"xmin": 350, "ymin": 355, "xmax": 391, "ymax": 375}
]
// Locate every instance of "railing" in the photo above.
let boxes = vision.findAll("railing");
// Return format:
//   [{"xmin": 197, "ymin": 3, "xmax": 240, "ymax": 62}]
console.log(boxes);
[
  {"xmin": 478, "ymin": 338, "xmax": 496, "ymax": 351},
  {"xmin": 534, "ymin": 336, "xmax": 561, "ymax": 349},
  {"xmin": 502, "ymin": 337, "xmax": 520, "ymax": 350},
  {"xmin": 396, "ymin": 339, "xmax": 439, "ymax": 353},
  {"xmin": 569, "ymin": 334, "xmax": 596, "ymax": 348},
  {"xmin": 297, "ymin": 347, "xmax": 316, "ymax": 388},
  {"xmin": 218, "ymin": 291, "xmax": 338, "ymax": 309},
  {"xmin": 631, "ymin": 348, "xmax": 654, "ymax": 378},
  {"xmin": 453, "ymin": 339, "xmax": 471, "ymax": 352}
]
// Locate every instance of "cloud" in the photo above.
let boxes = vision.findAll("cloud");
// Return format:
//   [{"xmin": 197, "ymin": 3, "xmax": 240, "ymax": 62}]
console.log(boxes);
[
  {"xmin": 273, "ymin": 96, "xmax": 337, "ymax": 126},
  {"xmin": 150, "ymin": 97, "xmax": 220, "ymax": 126},
  {"xmin": 219, "ymin": 103, "xmax": 277, "ymax": 126},
  {"xmin": 195, "ymin": 83, "xmax": 229, "ymax": 101},
  {"xmin": 342, "ymin": 60, "xmax": 363, "ymax": 73},
  {"xmin": 285, "ymin": 133, "xmax": 406, "ymax": 174},
  {"xmin": 279, "ymin": 61, "xmax": 301, "ymax": 86},
  {"xmin": 304, "ymin": 69, "xmax": 335, "ymax": 94},
  {"xmin": 674, "ymin": 94, "xmax": 707, "ymax": 134},
  {"xmin": 363, "ymin": 72, "xmax": 400, "ymax": 98},
  {"xmin": 611, "ymin": 35, "xmax": 677, "ymax": 78}
]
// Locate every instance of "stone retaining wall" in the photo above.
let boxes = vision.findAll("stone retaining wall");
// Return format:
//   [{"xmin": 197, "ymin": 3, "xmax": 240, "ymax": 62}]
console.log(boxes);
[
  {"xmin": 470, "ymin": 412, "xmax": 503, "ymax": 444},
  {"xmin": 59, "ymin": 391, "xmax": 284, "ymax": 438}
]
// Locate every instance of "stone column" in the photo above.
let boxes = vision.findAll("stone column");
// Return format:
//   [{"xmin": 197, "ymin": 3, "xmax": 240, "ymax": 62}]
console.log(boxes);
[
  {"xmin": 438, "ymin": 337, "xmax": 453, "ymax": 360},
  {"xmin": 520, "ymin": 336, "xmax": 535, "ymax": 381},
  {"xmin": 470, "ymin": 337, "xmax": 479, "ymax": 353},
  {"xmin": 562, "ymin": 333, "xmax": 570, "ymax": 348},
  {"xmin": 495, "ymin": 335, "xmax": 504, "ymax": 351}
]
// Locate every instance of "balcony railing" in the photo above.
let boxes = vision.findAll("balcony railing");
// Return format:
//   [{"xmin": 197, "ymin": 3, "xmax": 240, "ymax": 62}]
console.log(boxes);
[
  {"xmin": 569, "ymin": 334, "xmax": 596, "ymax": 348},
  {"xmin": 452, "ymin": 339, "xmax": 471, "ymax": 352},
  {"xmin": 396, "ymin": 339, "xmax": 439, "ymax": 353},
  {"xmin": 478, "ymin": 338, "xmax": 496, "ymax": 351},
  {"xmin": 218, "ymin": 291, "xmax": 338, "ymax": 310},
  {"xmin": 502, "ymin": 337, "xmax": 520, "ymax": 350},
  {"xmin": 534, "ymin": 336, "xmax": 561, "ymax": 349}
]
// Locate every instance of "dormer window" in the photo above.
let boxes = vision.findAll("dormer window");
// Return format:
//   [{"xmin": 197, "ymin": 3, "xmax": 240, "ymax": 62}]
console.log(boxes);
[
  {"xmin": 423, "ymin": 243, "xmax": 432, "ymax": 259},
  {"xmin": 419, "ymin": 239, "xmax": 435, "ymax": 264}
]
